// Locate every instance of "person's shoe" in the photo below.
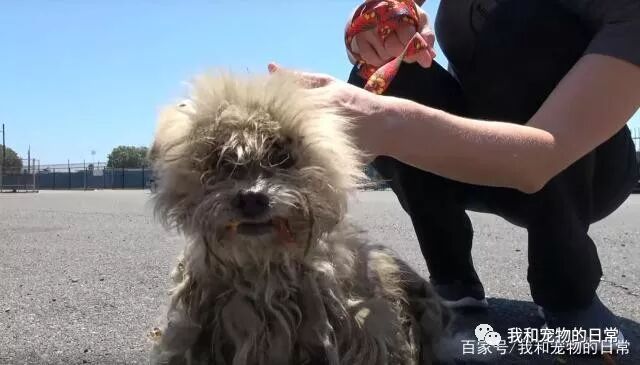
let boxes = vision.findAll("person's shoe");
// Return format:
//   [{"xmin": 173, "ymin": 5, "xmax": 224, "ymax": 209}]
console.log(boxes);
[
  {"xmin": 432, "ymin": 280, "xmax": 488, "ymax": 309},
  {"xmin": 540, "ymin": 295, "xmax": 626, "ymax": 353}
]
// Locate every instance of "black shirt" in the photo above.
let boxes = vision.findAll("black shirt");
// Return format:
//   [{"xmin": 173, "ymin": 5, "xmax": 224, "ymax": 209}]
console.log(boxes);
[{"xmin": 435, "ymin": 0, "xmax": 640, "ymax": 78}]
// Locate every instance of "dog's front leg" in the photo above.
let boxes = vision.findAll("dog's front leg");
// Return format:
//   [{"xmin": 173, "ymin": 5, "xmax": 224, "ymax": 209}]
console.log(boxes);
[
  {"xmin": 297, "ymin": 273, "xmax": 341, "ymax": 365},
  {"xmin": 395, "ymin": 259, "xmax": 452, "ymax": 365},
  {"xmin": 150, "ymin": 273, "xmax": 204, "ymax": 365},
  {"xmin": 149, "ymin": 312, "xmax": 202, "ymax": 365}
]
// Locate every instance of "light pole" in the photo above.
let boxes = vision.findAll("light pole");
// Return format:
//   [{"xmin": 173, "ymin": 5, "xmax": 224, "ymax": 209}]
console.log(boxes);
[{"xmin": 1, "ymin": 123, "xmax": 5, "ymax": 192}]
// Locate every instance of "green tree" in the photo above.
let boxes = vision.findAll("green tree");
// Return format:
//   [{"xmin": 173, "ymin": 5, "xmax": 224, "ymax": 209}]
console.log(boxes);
[
  {"xmin": 0, "ymin": 145, "xmax": 23, "ymax": 173},
  {"xmin": 106, "ymin": 145, "xmax": 150, "ymax": 168}
]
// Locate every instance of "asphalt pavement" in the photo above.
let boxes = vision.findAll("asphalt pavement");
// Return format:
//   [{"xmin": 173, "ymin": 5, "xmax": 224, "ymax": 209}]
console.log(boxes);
[{"xmin": 1, "ymin": 190, "xmax": 638, "ymax": 364}]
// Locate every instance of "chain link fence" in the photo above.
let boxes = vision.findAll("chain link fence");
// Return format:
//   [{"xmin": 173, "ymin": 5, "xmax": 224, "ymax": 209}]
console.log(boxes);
[
  {"xmin": 37, "ymin": 163, "xmax": 154, "ymax": 190},
  {"xmin": 0, "ymin": 159, "xmax": 38, "ymax": 192},
  {"xmin": 0, "ymin": 162, "xmax": 154, "ymax": 191}
]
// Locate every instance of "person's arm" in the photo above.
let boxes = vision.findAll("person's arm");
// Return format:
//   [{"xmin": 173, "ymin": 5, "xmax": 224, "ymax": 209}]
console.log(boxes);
[
  {"xmin": 378, "ymin": 53, "xmax": 640, "ymax": 193},
  {"xmin": 374, "ymin": 0, "xmax": 640, "ymax": 193}
]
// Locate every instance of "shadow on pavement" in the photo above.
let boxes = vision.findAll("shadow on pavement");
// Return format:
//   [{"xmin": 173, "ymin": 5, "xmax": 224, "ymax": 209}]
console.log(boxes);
[{"xmin": 435, "ymin": 298, "xmax": 639, "ymax": 364}]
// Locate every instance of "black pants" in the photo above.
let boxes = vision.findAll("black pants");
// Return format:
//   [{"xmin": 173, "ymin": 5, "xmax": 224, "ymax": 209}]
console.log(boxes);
[{"xmin": 349, "ymin": 2, "xmax": 638, "ymax": 310}]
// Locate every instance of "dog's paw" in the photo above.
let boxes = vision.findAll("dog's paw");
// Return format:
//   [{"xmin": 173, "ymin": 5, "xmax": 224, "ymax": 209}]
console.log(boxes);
[
  {"xmin": 353, "ymin": 298, "xmax": 398, "ymax": 338},
  {"xmin": 169, "ymin": 254, "xmax": 186, "ymax": 285}
]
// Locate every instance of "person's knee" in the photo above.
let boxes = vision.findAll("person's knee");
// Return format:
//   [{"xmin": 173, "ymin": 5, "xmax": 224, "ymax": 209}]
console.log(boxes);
[
  {"xmin": 371, "ymin": 156, "xmax": 469, "ymax": 215},
  {"xmin": 371, "ymin": 156, "xmax": 450, "ymax": 192},
  {"xmin": 591, "ymin": 127, "xmax": 639, "ymax": 222}
]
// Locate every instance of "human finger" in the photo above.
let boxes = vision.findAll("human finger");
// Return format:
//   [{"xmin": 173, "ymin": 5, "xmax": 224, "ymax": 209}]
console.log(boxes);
[
  {"xmin": 419, "ymin": 29, "xmax": 437, "ymax": 67},
  {"xmin": 267, "ymin": 62, "xmax": 333, "ymax": 88},
  {"xmin": 394, "ymin": 25, "xmax": 420, "ymax": 64},
  {"xmin": 421, "ymin": 28, "xmax": 436, "ymax": 49},
  {"xmin": 355, "ymin": 35, "xmax": 385, "ymax": 67},
  {"xmin": 362, "ymin": 30, "xmax": 392, "ymax": 64},
  {"xmin": 395, "ymin": 25, "xmax": 415, "ymax": 47},
  {"xmin": 383, "ymin": 32, "xmax": 405, "ymax": 57},
  {"xmin": 416, "ymin": 5, "xmax": 429, "ymax": 29}
]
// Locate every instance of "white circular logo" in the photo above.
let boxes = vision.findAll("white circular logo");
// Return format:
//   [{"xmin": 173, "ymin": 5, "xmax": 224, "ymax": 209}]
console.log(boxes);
[
  {"xmin": 474, "ymin": 324, "xmax": 493, "ymax": 341},
  {"xmin": 484, "ymin": 331, "xmax": 502, "ymax": 346}
]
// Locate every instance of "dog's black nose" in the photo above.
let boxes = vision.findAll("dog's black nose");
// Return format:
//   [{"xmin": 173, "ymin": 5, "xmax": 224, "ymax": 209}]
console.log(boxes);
[{"xmin": 233, "ymin": 190, "xmax": 270, "ymax": 218}]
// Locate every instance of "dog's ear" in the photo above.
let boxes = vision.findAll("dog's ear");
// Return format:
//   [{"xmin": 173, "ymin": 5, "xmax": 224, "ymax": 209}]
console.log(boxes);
[{"xmin": 149, "ymin": 101, "xmax": 195, "ymax": 165}]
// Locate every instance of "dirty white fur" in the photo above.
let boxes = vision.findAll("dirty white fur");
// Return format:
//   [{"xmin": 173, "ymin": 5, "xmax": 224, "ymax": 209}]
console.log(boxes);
[{"xmin": 147, "ymin": 70, "xmax": 450, "ymax": 365}]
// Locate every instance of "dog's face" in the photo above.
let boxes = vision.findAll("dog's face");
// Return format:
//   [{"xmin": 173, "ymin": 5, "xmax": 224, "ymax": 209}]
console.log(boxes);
[
  {"xmin": 182, "ymin": 106, "xmax": 340, "ymax": 252},
  {"xmin": 149, "ymin": 72, "xmax": 365, "ymax": 264}
]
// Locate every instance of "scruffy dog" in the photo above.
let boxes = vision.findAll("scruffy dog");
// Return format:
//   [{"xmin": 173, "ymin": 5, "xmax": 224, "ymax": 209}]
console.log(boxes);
[{"xmin": 147, "ymin": 70, "xmax": 450, "ymax": 365}]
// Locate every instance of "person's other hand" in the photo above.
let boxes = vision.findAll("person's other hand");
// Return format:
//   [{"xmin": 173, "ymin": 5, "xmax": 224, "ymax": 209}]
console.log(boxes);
[{"xmin": 345, "ymin": 1, "xmax": 437, "ymax": 68}]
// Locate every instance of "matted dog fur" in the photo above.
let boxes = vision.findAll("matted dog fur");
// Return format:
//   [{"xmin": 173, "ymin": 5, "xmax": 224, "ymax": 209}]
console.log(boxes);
[{"xmin": 147, "ymin": 70, "xmax": 450, "ymax": 365}]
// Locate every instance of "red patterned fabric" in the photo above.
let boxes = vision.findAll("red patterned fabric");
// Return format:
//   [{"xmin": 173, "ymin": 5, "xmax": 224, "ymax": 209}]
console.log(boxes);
[{"xmin": 345, "ymin": 0, "xmax": 429, "ymax": 94}]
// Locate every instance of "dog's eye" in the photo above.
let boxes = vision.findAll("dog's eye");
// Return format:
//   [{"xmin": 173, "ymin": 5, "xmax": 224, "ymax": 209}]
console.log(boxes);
[
  {"xmin": 215, "ymin": 159, "xmax": 251, "ymax": 180},
  {"xmin": 267, "ymin": 150, "xmax": 294, "ymax": 169},
  {"xmin": 216, "ymin": 159, "xmax": 235, "ymax": 175}
]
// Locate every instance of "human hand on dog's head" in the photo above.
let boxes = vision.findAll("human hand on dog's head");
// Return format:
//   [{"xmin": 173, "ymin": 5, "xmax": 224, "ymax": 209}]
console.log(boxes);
[{"xmin": 268, "ymin": 62, "xmax": 392, "ymax": 163}]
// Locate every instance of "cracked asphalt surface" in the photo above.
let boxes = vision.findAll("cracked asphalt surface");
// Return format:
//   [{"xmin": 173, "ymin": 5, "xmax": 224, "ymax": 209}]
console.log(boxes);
[{"xmin": 1, "ymin": 190, "xmax": 638, "ymax": 364}]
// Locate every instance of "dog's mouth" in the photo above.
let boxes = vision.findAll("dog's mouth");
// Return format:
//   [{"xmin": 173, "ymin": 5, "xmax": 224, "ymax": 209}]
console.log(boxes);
[
  {"xmin": 236, "ymin": 220, "xmax": 276, "ymax": 235},
  {"xmin": 225, "ymin": 217, "xmax": 295, "ymax": 244}
]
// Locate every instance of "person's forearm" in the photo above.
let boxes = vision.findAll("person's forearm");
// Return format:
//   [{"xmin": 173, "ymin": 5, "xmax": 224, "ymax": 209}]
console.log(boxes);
[{"xmin": 376, "ymin": 96, "xmax": 558, "ymax": 193}]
